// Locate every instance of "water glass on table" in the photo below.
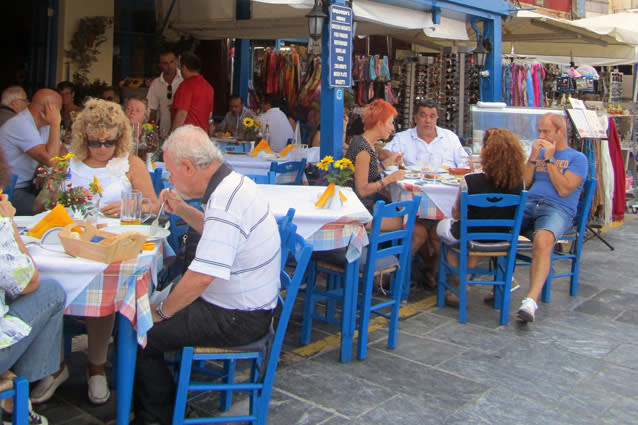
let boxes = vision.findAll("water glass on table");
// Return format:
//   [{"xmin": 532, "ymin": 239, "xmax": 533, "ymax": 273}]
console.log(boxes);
[{"xmin": 120, "ymin": 190, "xmax": 151, "ymax": 225}]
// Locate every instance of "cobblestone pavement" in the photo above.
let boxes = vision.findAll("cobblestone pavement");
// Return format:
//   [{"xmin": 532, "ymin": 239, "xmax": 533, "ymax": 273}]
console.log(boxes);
[{"xmin": 37, "ymin": 218, "xmax": 638, "ymax": 424}]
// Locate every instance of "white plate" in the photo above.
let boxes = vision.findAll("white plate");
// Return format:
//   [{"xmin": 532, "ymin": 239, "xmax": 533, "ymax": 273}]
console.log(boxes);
[{"xmin": 101, "ymin": 225, "xmax": 170, "ymax": 242}]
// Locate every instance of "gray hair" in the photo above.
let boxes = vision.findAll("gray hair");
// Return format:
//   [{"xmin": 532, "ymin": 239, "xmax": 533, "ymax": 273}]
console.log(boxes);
[
  {"xmin": 1, "ymin": 86, "xmax": 26, "ymax": 106},
  {"xmin": 163, "ymin": 125, "xmax": 223, "ymax": 167}
]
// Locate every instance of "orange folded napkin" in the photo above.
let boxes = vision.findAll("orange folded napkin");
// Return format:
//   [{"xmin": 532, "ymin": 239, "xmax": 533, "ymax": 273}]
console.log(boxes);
[
  {"xmin": 142, "ymin": 242, "xmax": 156, "ymax": 251},
  {"xmin": 279, "ymin": 144, "xmax": 296, "ymax": 157},
  {"xmin": 28, "ymin": 204, "xmax": 74, "ymax": 238},
  {"xmin": 314, "ymin": 183, "xmax": 347, "ymax": 208},
  {"xmin": 251, "ymin": 139, "xmax": 273, "ymax": 156}
]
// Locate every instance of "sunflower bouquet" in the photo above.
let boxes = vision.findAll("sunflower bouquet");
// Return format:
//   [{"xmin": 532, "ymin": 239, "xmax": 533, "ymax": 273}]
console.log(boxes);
[{"xmin": 242, "ymin": 117, "xmax": 262, "ymax": 141}]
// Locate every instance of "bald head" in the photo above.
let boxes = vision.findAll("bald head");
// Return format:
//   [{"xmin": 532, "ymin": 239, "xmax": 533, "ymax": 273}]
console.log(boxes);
[{"xmin": 28, "ymin": 88, "xmax": 62, "ymax": 128}]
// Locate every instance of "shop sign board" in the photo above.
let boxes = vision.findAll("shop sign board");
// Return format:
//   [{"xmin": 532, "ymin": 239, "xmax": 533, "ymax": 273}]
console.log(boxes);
[{"xmin": 328, "ymin": 4, "xmax": 352, "ymax": 88}]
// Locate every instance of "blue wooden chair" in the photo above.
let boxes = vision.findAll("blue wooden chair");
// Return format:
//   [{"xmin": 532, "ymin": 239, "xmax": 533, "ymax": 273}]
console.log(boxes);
[
  {"xmin": 0, "ymin": 375, "xmax": 29, "ymax": 425},
  {"xmin": 301, "ymin": 197, "xmax": 420, "ymax": 361},
  {"xmin": 2, "ymin": 174, "xmax": 18, "ymax": 201},
  {"xmin": 269, "ymin": 159, "xmax": 306, "ymax": 185},
  {"xmin": 516, "ymin": 178, "xmax": 597, "ymax": 302},
  {"xmin": 150, "ymin": 168, "xmax": 165, "ymax": 196},
  {"xmin": 171, "ymin": 218, "xmax": 312, "ymax": 425},
  {"xmin": 246, "ymin": 172, "xmax": 276, "ymax": 184},
  {"xmin": 437, "ymin": 190, "xmax": 528, "ymax": 325}
]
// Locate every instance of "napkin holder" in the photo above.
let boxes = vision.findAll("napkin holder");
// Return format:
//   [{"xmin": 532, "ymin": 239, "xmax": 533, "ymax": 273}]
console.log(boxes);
[{"xmin": 58, "ymin": 222, "xmax": 146, "ymax": 263}]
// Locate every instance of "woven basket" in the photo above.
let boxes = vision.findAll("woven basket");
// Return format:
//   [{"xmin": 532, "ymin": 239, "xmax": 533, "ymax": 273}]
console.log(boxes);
[{"xmin": 59, "ymin": 222, "xmax": 146, "ymax": 263}]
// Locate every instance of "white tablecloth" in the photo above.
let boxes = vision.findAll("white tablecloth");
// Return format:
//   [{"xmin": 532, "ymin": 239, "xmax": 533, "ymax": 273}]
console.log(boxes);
[
  {"xmin": 390, "ymin": 180, "xmax": 459, "ymax": 218},
  {"xmin": 257, "ymin": 185, "xmax": 372, "ymax": 239}
]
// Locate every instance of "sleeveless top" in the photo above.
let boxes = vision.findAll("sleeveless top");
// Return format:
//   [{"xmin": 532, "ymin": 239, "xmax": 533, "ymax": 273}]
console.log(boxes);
[
  {"xmin": 345, "ymin": 135, "xmax": 387, "ymax": 212},
  {"xmin": 69, "ymin": 153, "xmax": 133, "ymax": 205},
  {"xmin": 451, "ymin": 172, "xmax": 523, "ymax": 239}
]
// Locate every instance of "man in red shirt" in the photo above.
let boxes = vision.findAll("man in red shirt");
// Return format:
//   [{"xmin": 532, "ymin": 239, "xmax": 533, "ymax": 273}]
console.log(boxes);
[{"xmin": 171, "ymin": 52, "xmax": 214, "ymax": 133}]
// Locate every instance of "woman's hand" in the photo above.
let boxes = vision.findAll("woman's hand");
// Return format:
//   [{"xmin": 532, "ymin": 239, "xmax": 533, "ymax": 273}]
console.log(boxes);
[
  {"xmin": 381, "ymin": 152, "xmax": 403, "ymax": 168},
  {"xmin": 160, "ymin": 188, "xmax": 188, "ymax": 216},
  {"xmin": 387, "ymin": 169, "xmax": 406, "ymax": 183},
  {"xmin": 0, "ymin": 194, "xmax": 16, "ymax": 218},
  {"xmin": 100, "ymin": 201, "xmax": 121, "ymax": 218}
]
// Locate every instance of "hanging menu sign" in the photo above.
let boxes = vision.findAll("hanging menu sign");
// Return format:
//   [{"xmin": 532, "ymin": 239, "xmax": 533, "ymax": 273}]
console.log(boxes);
[
  {"xmin": 328, "ymin": 4, "xmax": 352, "ymax": 88},
  {"xmin": 567, "ymin": 108, "xmax": 607, "ymax": 139}
]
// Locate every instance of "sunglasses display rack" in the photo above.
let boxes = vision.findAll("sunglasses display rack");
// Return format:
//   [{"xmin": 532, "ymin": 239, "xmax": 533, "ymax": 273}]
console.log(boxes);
[{"xmin": 394, "ymin": 53, "xmax": 479, "ymax": 141}]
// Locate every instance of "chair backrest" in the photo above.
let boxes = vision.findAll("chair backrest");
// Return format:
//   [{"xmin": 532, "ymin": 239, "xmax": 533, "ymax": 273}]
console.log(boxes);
[
  {"xmin": 3, "ymin": 174, "xmax": 18, "ymax": 201},
  {"xmin": 269, "ymin": 159, "xmax": 306, "ymax": 185},
  {"xmin": 458, "ymin": 190, "xmax": 529, "ymax": 263},
  {"xmin": 246, "ymin": 171, "xmax": 276, "ymax": 184},
  {"xmin": 363, "ymin": 197, "xmax": 421, "ymax": 283},
  {"xmin": 574, "ymin": 178, "xmax": 597, "ymax": 240},
  {"xmin": 259, "ymin": 220, "xmax": 312, "ymax": 416},
  {"xmin": 150, "ymin": 168, "xmax": 164, "ymax": 196},
  {"xmin": 276, "ymin": 208, "xmax": 296, "ymax": 269}
]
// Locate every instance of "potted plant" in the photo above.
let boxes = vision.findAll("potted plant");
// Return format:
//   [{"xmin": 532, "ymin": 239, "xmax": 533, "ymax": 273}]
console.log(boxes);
[{"xmin": 65, "ymin": 16, "xmax": 113, "ymax": 85}]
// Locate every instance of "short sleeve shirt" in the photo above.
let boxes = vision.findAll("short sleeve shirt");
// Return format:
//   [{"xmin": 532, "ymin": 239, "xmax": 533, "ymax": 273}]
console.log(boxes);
[
  {"xmin": 188, "ymin": 166, "xmax": 281, "ymax": 311},
  {"xmin": 383, "ymin": 126, "xmax": 468, "ymax": 168},
  {"xmin": 146, "ymin": 70, "xmax": 183, "ymax": 135},
  {"xmin": 528, "ymin": 147, "xmax": 588, "ymax": 217},
  {"xmin": 171, "ymin": 74, "xmax": 214, "ymax": 132},
  {"xmin": 0, "ymin": 109, "xmax": 50, "ymax": 188},
  {"xmin": 256, "ymin": 107, "xmax": 294, "ymax": 152}
]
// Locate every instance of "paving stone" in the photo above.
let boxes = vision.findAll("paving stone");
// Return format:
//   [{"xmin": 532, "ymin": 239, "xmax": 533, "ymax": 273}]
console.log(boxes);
[
  {"xmin": 438, "ymin": 349, "xmax": 578, "ymax": 403},
  {"xmin": 587, "ymin": 364, "xmax": 638, "ymax": 398},
  {"xmin": 605, "ymin": 343, "xmax": 638, "ymax": 370},
  {"xmin": 600, "ymin": 396, "xmax": 638, "ymax": 425},
  {"xmin": 543, "ymin": 311, "xmax": 638, "ymax": 345},
  {"xmin": 574, "ymin": 288, "xmax": 638, "ymax": 319},
  {"xmin": 356, "ymin": 394, "xmax": 453, "ymax": 425},
  {"xmin": 425, "ymin": 321, "xmax": 514, "ymax": 353},
  {"xmin": 274, "ymin": 360, "xmax": 395, "ymax": 418},
  {"xmin": 459, "ymin": 388, "xmax": 599, "ymax": 425},
  {"xmin": 318, "ymin": 415, "xmax": 365, "ymax": 425},
  {"xmin": 398, "ymin": 311, "xmax": 451, "ymax": 336},
  {"xmin": 555, "ymin": 383, "xmax": 622, "ymax": 419},
  {"xmin": 615, "ymin": 309, "xmax": 638, "ymax": 326},
  {"xmin": 312, "ymin": 348, "xmax": 489, "ymax": 411},
  {"xmin": 370, "ymin": 334, "xmax": 465, "ymax": 367},
  {"xmin": 261, "ymin": 389, "xmax": 335, "ymax": 425}
]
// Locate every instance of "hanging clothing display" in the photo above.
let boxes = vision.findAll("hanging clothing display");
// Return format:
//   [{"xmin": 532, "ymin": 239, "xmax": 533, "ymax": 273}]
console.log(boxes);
[
  {"xmin": 501, "ymin": 61, "xmax": 547, "ymax": 107},
  {"xmin": 352, "ymin": 55, "xmax": 395, "ymax": 106},
  {"xmin": 607, "ymin": 118, "xmax": 627, "ymax": 222}
]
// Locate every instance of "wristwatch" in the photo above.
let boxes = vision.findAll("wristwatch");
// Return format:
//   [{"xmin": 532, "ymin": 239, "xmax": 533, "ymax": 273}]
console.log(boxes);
[{"xmin": 546, "ymin": 157, "xmax": 556, "ymax": 164}]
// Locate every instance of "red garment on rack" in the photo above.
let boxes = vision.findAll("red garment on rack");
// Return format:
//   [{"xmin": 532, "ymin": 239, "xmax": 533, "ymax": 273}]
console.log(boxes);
[{"xmin": 607, "ymin": 118, "xmax": 626, "ymax": 222}]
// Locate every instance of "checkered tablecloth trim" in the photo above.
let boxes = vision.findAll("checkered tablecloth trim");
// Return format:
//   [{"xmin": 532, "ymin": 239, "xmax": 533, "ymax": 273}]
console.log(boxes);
[
  {"xmin": 396, "ymin": 182, "xmax": 446, "ymax": 220},
  {"xmin": 306, "ymin": 222, "xmax": 369, "ymax": 262}
]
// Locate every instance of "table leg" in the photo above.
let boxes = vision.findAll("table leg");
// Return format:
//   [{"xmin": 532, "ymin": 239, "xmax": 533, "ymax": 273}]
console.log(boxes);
[
  {"xmin": 340, "ymin": 258, "xmax": 360, "ymax": 363},
  {"xmin": 116, "ymin": 313, "xmax": 137, "ymax": 425}
]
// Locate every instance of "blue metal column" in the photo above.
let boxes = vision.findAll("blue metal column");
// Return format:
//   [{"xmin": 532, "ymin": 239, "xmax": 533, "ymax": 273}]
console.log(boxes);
[
  {"xmin": 320, "ymin": 0, "xmax": 346, "ymax": 160},
  {"xmin": 481, "ymin": 17, "xmax": 502, "ymax": 102},
  {"xmin": 233, "ymin": 0, "xmax": 251, "ymax": 103}
]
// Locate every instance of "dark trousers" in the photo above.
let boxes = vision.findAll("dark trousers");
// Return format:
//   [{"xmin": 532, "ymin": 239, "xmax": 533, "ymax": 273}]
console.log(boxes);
[{"xmin": 133, "ymin": 298, "xmax": 273, "ymax": 425}]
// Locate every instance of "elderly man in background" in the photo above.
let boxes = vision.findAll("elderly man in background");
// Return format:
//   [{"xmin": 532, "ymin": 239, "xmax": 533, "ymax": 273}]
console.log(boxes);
[
  {"xmin": 215, "ymin": 94, "xmax": 254, "ymax": 137},
  {"xmin": 0, "ymin": 86, "xmax": 29, "ymax": 127},
  {"xmin": 133, "ymin": 125, "xmax": 281, "ymax": 425},
  {"xmin": 0, "ymin": 88, "xmax": 63, "ymax": 215},
  {"xmin": 147, "ymin": 50, "xmax": 183, "ymax": 135}
]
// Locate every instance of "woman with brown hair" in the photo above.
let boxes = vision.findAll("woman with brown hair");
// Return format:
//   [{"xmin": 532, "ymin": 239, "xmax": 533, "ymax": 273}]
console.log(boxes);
[{"xmin": 437, "ymin": 128, "xmax": 526, "ymax": 306}]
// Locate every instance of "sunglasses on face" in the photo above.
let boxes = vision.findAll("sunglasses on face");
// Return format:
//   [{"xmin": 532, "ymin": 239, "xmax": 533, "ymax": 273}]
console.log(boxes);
[
  {"xmin": 87, "ymin": 139, "xmax": 118, "ymax": 148},
  {"xmin": 167, "ymin": 84, "xmax": 172, "ymax": 100}
]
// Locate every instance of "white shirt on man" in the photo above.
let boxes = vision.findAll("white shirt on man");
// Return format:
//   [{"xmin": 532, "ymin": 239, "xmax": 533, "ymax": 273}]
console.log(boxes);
[
  {"xmin": 0, "ymin": 109, "xmax": 49, "ymax": 189},
  {"xmin": 383, "ymin": 126, "xmax": 468, "ymax": 168},
  {"xmin": 146, "ymin": 70, "xmax": 184, "ymax": 135},
  {"xmin": 189, "ymin": 170, "xmax": 281, "ymax": 311},
  {"xmin": 256, "ymin": 107, "xmax": 294, "ymax": 152}
]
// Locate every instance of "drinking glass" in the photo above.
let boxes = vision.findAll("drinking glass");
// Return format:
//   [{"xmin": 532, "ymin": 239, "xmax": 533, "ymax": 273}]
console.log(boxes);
[{"xmin": 120, "ymin": 190, "xmax": 151, "ymax": 225}]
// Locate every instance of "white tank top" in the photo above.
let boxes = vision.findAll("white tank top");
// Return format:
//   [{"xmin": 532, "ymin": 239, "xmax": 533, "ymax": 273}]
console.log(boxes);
[{"xmin": 69, "ymin": 153, "xmax": 133, "ymax": 204}]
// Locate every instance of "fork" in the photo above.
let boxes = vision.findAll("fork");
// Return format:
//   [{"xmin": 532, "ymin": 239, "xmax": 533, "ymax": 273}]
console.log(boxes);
[{"xmin": 151, "ymin": 199, "xmax": 166, "ymax": 234}]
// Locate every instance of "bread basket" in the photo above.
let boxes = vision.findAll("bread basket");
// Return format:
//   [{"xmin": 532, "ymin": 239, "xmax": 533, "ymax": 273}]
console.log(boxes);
[{"xmin": 58, "ymin": 222, "xmax": 147, "ymax": 263}]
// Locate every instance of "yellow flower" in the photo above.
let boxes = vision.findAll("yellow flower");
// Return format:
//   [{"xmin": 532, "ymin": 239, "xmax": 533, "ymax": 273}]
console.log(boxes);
[
  {"xmin": 89, "ymin": 176, "xmax": 103, "ymax": 197},
  {"xmin": 243, "ymin": 117, "xmax": 255, "ymax": 128},
  {"xmin": 334, "ymin": 158, "xmax": 354, "ymax": 171},
  {"xmin": 50, "ymin": 152, "xmax": 75, "ymax": 162},
  {"xmin": 317, "ymin": 156, "xmax": 334, "ymax": 171},
  {"xmin": 142, "ymin": 123, "xmax": 154, "ymax": 132}
]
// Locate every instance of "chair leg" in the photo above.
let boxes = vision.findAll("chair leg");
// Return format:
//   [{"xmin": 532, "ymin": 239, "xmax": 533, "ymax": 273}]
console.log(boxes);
[
  {"xmin": 172, "ymin": 347, "xmax": 194, "ymax": 425},
  {"xmin": 570, "ymin": 253, "xmax": 581, "ymax": 296},
  {"xmin": 340, "ymin": 258, "xmax": 360, "ymax": 363},
  {"xmin": 437, "ymin": 246, "xmax": 447, "ymax": 308},
  {"xmin": 356, "ymin": 271, "xmax": 373, "ymax": 360},
  {"xmin": 13, "ymin": 377, "xmax": 29, "ymax": 425},
  {"xmin": 541, "ymin": 268, "xmax": 553, "ymax": 303},
  {"xmin": 458, "ymin": 274, "xmax": 467, "ymax": 324},
  {"xmin": 387, "ymin": 270, "xmax": 404, "ymax": 350},
  {"xmin": 300, "ymin": 261, "xmax": 317, "ymax": 345},
  {"xmin": 219, "ymin": 359, "xmax": 235, "ymax": 411},
  {"xmin": 499, "ymin": 258, "xmax": 512, "ymax": 325}
]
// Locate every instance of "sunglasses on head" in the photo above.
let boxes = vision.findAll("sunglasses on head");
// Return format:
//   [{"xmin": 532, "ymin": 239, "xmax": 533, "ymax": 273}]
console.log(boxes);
[
  {"xmin": 87, "ymin": 139, "xmax": 118, "ymax": 148},
  {"xmin": 167, "ymin": 84, "xmax": 172, "ymax": 100}
]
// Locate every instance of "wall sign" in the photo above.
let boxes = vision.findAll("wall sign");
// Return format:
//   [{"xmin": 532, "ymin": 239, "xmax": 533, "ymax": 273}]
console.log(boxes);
[{"xmin": 328, "ymin": 4, "xmax": 352, "ymax": 88}]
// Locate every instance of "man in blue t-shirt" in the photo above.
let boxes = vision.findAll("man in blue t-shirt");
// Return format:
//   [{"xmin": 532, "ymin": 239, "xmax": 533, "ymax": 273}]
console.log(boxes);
[{"xmin": 517, "ymin": 113, "xmax": 588, "ymax": 323}]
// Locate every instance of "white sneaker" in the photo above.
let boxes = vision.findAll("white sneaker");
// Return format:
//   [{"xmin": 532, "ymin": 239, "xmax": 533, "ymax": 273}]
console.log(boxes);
[
  {"xmin": 87, "ymin": 374, "xmax": 110, "ymax": 405},
  {"xmin": 517, "ymin": 297, "xmax": 538, "ymax": 323},
  {"xmin": 30, "ymin": 365, "xmax": 69, "ymax": 404}
]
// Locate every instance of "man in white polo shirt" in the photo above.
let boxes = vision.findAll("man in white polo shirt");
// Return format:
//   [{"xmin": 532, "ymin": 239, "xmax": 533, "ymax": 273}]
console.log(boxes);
[{"xmin": 133, "ymin": 125, "xmax": 281, "ymax": 424}]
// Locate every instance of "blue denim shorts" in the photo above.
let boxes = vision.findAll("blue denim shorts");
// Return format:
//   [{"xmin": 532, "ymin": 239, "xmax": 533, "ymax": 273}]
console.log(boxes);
[{"xmin": 521, "ymin": 199, "xmax": 575, "ymax": 241}]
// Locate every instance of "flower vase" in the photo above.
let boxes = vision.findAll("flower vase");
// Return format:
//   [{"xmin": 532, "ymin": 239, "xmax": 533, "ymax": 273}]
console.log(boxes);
[{"xmin": 326, "ymin": 185, "xmax": 344, "ymax": 209}]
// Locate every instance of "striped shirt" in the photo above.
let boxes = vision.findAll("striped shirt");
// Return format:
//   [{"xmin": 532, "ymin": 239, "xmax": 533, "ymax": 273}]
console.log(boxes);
[{"xmin": 189, "ymin": 164, "xmax": 281, "ymax": 310}]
